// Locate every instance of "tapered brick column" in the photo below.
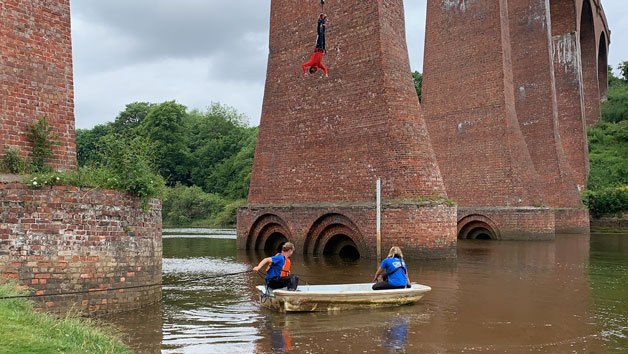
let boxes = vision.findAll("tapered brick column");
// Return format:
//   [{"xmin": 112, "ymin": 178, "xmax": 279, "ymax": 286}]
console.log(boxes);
[
  {"xmin": 579, "ymin": 0, "xmax": 602, "ymax": 127},
  {"xmin": 238, "ymin": 0, "xmax": 456, "ymax": 258},
  {"xmin": 550, "ymin": 0, "xmax": 590, "ymax": 192},
  {"xmin": 508, "ymin": 0, "xmax": 588, "ymax": 233},
  {"xmin": 422, "ymin": 0, "xmax": 555, "ymax": 240}
]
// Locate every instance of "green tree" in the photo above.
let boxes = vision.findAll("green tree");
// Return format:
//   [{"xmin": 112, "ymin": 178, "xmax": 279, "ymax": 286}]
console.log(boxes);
[
  {"xmin": 138, "ymin": 101, "xmax": 191, "ymax": 184},
  {"xmin": 619, "ymin": 61, "xmax": 628, "ymax": 82},
  {"xmin": 608, "ymin": 65, "xmax": 623, "ymax": 87},
  {"xmin": 75, "ymin": 124, "xmax": 112, "ymax": 167},
  {"xmin": 187, "ymin": 103, "xmax": 251, "ymax": 189},
  {"xmin": 587, "ymin": 121, "xmax": 628, "ymax": 191},
  {"xmin": 204, "ymin": 127, "xmax": 257, "ymax": 199},
  {"xmin": 412, "ymin": 71, "xmax": 422, "ymax": 102},
  {"xmin": 111, "ymin": 102, "xmax": 154, "ymax": 136}
]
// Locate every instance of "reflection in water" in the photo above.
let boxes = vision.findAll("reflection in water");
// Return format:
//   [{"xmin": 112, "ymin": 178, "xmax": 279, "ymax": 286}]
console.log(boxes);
[
  {"xmin": 268, "ymin": 323, "xmax": 292, "ymax": 353},
  {"xmin": 382, "ymin": 316, "xmax": 409, "ymax": 352},
  {"xmin": 102, "ymin": 231, "xmax": 628, "ymax": 353}
]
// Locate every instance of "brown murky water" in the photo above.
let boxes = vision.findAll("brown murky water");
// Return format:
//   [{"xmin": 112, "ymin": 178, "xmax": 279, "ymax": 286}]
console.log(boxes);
[{"xmin": 104, "ymin": 230, "xmax": 628, "ymax": 353}]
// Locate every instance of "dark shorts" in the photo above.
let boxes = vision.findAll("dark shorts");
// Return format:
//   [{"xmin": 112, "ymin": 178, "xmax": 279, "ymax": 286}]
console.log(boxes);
[
  {"xmin": 268, "ymin": 275, "xmax": 299, "ymax": 290},
  {"xmin": 372, "ymin": 281, "xmax": 407, "ymax": 291}
]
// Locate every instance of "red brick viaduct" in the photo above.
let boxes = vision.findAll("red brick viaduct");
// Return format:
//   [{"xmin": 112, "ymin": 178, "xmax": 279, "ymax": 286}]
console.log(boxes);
[
  {"xmin": 238, "ymin": 0, "xmax": 611, "ymax": 257},
  {"xmin": 0, "ymin": 0, "xmax": 612, "ymax": 289}
]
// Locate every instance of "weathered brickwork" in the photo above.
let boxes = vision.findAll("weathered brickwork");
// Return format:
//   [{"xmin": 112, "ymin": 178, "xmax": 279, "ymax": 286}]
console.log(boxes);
[
  {"xmin": 458, "ymin": 208, "xmax": 556, "ymax": 241},
  {"xmin": 0, "ymin": 183, "xmax": 162, "ymax": 315},
  {"xmin": 422, "ymin": 0, "xmax": 607, "ymax": 239},
  {"xmin": 239, "ymin": 0, "xmax": 456, "ymax": 258},
  {"xmin": 0, "ymin": 0, "xmax": 76, "ymax": 171},
  {"xmin": 238, "ymin": 202, "xmax": 457, "ymax": 259},
  {"xmin": 508, "ymin": 0, "xmax": 583, "ymax": 210},
  {"xmin": 579, "ymin": 0, "xmax": 602, "ymax": 127},
  {"xmin": 554, "ymin": 208, "xmax": 590, "ymax": 234}
]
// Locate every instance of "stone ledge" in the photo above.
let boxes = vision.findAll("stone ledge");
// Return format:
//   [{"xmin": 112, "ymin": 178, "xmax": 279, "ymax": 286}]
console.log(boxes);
[{"xmin": 0, "ymin": 174, "xmax": 21, "ymax": 183}]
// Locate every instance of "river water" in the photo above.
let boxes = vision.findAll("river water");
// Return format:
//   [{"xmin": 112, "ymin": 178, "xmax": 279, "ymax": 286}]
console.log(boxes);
[{"xmin": 104, "ymin": 229, "xmax": 628, "ymax": 354}]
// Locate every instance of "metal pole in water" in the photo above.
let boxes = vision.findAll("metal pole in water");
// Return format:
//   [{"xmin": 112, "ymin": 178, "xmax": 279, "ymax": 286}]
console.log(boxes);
[{"xmin": 376, "ymin": 178, "xmax": 381, "ymax": 264}]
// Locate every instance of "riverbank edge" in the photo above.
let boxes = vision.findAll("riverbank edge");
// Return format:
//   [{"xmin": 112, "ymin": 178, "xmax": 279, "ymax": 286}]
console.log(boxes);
[
  {"xmin": 590, "ymin": 215, "xmax": 628, "ymax": 233},
  {"xmin": 0, "ymin": 283, "xmax": 132, "ymax": 354},
  {"xmin": 163, "ymin": 220, "xmax": 235, "ymax": 229}
]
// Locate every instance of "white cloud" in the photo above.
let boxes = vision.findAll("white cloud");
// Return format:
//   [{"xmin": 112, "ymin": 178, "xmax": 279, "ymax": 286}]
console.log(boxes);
[{"xmin": 70, "ymin": 0, "xmax": 625, "ymax": 129}]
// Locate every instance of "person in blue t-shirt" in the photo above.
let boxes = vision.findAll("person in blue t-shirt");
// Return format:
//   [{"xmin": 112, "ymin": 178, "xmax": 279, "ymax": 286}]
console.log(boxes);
[
  {"xmin": 253, "ymin": 242, "xmax": 299, "ymax": 290},
  {"xmin": 372, "ymin": 246, "xmax": 411, "ymax": 290}
]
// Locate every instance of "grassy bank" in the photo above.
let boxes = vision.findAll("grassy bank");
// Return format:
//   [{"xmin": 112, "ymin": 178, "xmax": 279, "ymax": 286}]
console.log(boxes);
[{"xmin": 0, "ymin": 284, "xmax": 131, "ymax": 354}]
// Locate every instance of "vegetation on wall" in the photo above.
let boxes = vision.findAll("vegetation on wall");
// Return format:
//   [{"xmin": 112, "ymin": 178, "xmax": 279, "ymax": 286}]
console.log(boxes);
[
  {"xmin": 584, "ymin": 62, "xmax": 628, "ymax": 217},
  {"xmin": 1, "ymin": 117, "xmax": 59, "ymax": 174}
]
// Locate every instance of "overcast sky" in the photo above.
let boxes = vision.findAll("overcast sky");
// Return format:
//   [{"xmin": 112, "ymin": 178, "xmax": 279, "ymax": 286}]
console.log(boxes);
[{"xmin": 71, "ymin": 0, "xmax": 628, "ymax": 129}]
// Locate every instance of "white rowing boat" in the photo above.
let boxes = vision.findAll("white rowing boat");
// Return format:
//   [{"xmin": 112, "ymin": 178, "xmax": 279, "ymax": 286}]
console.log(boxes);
[{"xmin": 256, "ymin": 283, "xmax": 431, "ymax": 312}]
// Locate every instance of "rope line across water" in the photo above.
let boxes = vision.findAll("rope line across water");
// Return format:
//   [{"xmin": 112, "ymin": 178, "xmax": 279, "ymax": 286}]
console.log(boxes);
[{"xmin": 0, "ymin": 270, "xmax": 254, "ymax": 300}]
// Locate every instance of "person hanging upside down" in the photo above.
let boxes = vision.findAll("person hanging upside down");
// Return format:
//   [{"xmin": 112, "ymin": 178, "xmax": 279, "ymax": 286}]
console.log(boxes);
[
  {"xmin": 302, "ymin": 49, "xmax": 328, "ymax": 77},
  {"xmin": 302, "ymin": 14, "xmax": 328, "ymax": 77}
]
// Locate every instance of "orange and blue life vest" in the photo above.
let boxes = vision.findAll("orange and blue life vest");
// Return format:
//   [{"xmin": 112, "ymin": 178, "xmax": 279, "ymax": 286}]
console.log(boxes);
[{"xmin": 266, "ymin": 253, "xmax": 291, "ymax": 279}]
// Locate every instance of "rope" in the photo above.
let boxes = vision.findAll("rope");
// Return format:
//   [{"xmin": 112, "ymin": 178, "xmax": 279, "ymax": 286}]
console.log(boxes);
[
  {"xmin": 0, "ymin": 269, "xmax": 315, "ymax": 301},
  {"xmin": 0, "ymin": 270, "xmax": 253, "ymax": 301}
]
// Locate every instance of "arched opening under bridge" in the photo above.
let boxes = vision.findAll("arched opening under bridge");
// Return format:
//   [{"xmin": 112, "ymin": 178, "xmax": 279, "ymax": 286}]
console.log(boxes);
[
  {"xmin": 458, "ymin": 215, "xmax": 501, "ymax": 241},
  {"xmin": 323, "ymin": 234, "xmax": 360, "ymax": 259},
  {"xmin": 598, "ymin": 32, "xmax": 608, "ymax": 102},
  {"xmin": 264, "ymin": 232, "xmax": 288, "ymax": 253},
  {"xmin": 579, "ymin": 0, "xmax": 601, "ymax": 126}
]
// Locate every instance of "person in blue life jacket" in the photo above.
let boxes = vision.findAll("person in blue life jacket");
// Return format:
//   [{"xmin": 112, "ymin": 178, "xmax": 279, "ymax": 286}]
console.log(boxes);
[
  {"xmin": 372, "ymin": 246, "xmax": 411, "ymax": 290},
  {"xmin": 253, "ymin": 242, "xmax": 299, "ymax": 291}
]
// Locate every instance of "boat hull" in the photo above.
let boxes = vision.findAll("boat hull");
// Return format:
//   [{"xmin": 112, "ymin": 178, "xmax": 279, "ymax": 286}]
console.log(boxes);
[{"xmin": 256, "ymin": 283, "xmax": 431, "ymax": 312}]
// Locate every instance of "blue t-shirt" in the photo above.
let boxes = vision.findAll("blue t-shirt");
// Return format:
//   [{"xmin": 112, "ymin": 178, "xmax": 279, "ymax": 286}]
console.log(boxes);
[
  {"xmin": 380, "ymin": 257, "xmax": 407, "ymax": 287},
  {"xmin": 267, "ymin": 254, "xmax": 286, "ymax": 279}
]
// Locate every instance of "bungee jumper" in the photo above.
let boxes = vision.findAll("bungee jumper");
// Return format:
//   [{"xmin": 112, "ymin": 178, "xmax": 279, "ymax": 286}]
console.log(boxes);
[{"xmin": 302, "ymin": 0, "xmax": 328, "ymax": 77}]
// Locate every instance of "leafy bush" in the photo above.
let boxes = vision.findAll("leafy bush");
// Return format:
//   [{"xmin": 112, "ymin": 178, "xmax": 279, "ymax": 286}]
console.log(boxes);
[
  {"xmin": 213, "ymin": 199, "xmax": 247, "ymax": 227},
  {"xmin": 587, "ymin": 121, "xmax": 628, "ymax": 191},
  {"xmin": 601, "ymin": 84, "xmax": 628, "ymax": 123},
  {"xmin": 75, "ymin": 100, "xmax": 257, "ymax": 225},
  {"xmin": 25, "ymin": 136, "xmax": 165, "ymax": 209},
  {"xmin": 582, "ymin": 187, "xmax": 628, "ymax": 217},
  {"xmin": 26, "ymin": 116, "xmax": 59, "ymax": 173},
  {"xmin": 162, "ymin": 184, "xmax": 228, "ymax": 226},
  {"xmin": 1, "ymin": 147, "xmax": 25, "ymax": 173}
]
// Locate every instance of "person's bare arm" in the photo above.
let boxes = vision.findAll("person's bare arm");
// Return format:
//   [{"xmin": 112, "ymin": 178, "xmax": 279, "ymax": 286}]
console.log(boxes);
[
  {"xmin": 253, "ymin": 257, "xmax": 272, "ymax": 272},
  {"xmin": 372, "ymin": 266, "xmax": 385, "ymax": 282}
]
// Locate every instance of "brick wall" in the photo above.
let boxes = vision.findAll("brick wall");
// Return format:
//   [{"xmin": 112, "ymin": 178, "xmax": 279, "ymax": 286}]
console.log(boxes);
[
  {"xmin": 458, "ymin": 208, "xmax": 555, "ymax": 241},
  {"xmin": 554, "ymin": 208, "xmax": 590, "ymax": 234},
  {"xmin": 0, "ymin": 0, "xmax": 76, "ymax": 171},
  {"xmin": 579, "ymin": 0, "xmax": 602, "ymax": 127},
  {"xmin": 240, "ymin": 0, "xmax": 456, "ymax": 257},
  {"xmin": 508, "ymin": 0, "xmax": 583, "ymax": 209},
  {"xmin": 249, "ymin": 0, "xmax": 447, "ymax": 204},
  {"xmin": 238, "ymin": 202, "xmax": 457, "ymax": 259},
  {"xmin": 0, "ymin": 183, "xmax": 162, "ymax": 315},
  {"xmin": 422, "ymin": 0, "xmax": 546, "ymax": 208}
]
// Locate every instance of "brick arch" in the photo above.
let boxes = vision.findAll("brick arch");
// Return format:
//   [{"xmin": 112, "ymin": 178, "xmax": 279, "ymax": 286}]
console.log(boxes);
[
  {"xmin": 579, "ymin": 0, "xmax": 601, "ymax": 126},
  {"xmin": 246, "ymin": 214, "xmax": 292, "ymax": 250},
  {"xmin": 304, "ymin": 214, "xmax": 366, "ymax": 256},
  {"xmin": 597, "ymin": 31, "xmax": 608, "ymax": 102},
  {"xmin": 457, "ymin": 214, "xmax": 502, "ymax": 240}
]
